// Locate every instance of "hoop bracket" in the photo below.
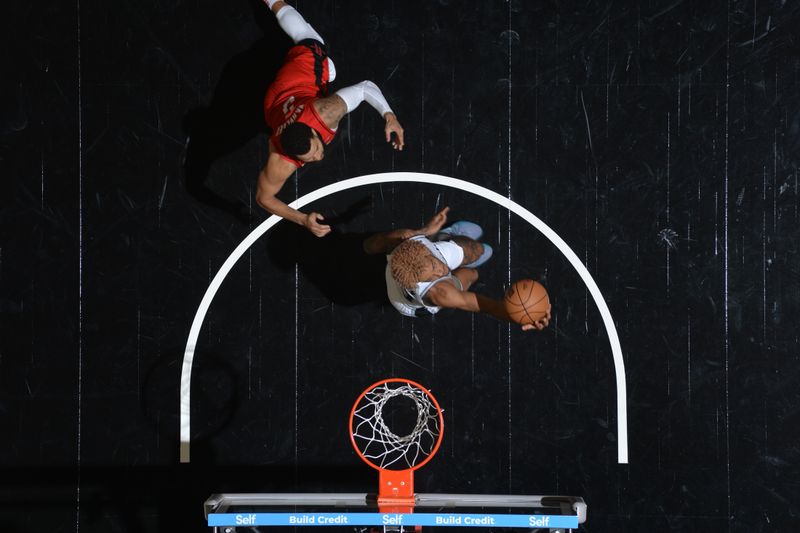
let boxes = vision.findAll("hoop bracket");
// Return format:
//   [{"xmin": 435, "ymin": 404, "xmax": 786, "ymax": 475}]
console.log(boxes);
[{"xmin": 378, "ymin": 469, "xmax": 415, "ymax": 513}]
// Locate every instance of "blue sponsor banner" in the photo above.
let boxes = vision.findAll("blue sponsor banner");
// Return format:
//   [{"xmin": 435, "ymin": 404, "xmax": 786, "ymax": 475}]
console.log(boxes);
[{"xmin": 208, "ymin": 512, "xmax": 578, "ymax": 528}]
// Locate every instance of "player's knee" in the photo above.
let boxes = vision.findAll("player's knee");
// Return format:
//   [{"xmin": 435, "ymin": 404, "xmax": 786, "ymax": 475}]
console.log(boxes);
[{"xmin": 453, "ymin": 236, "xmax": 482, "ymax": 263}]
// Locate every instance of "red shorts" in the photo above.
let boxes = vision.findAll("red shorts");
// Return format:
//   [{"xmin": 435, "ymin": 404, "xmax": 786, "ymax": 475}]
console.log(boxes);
[{"xmin": 264, "ymin": 40, "xmax": 330, "ymax": 131}]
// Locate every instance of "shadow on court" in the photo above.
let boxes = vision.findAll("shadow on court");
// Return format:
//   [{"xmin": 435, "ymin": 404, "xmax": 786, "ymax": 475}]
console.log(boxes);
[
  {"xmin": 182, "ymin": 0, "xmax": 293, "ymax": 223},
  {"xmin": 266, "ymin": 199, "xmax": 390, "ymax": 307},
  {"xmin": 0, "ymin": 464, "xmax": 372, "ymax": 533}
]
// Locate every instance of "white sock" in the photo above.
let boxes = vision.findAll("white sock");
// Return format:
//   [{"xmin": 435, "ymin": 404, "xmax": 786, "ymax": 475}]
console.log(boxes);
[{"xmin": 265, "ymin": 0, "xmax": 280, "ymax": 9}]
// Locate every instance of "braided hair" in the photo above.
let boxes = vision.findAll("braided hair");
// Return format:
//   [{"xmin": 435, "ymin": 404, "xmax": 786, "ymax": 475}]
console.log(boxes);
[{"xmin": 389, "ymin": 239, "xmax": 431, "ymax": 290}]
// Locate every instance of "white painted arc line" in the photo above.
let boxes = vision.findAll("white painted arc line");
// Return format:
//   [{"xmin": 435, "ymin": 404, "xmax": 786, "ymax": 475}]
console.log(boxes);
[{"xmin": 179, "ymin": 172, "xmax": 628, "ymax": 464}]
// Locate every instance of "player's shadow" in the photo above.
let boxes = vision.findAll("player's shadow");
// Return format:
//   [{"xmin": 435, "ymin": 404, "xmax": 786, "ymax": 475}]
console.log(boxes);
[
  {"xmin": 266, "ymin": 198, "xmax": 389, "ymax": 306},
  {"xmin": 182, "ymin": 0, "xmax": 292, "ymax": 223}
]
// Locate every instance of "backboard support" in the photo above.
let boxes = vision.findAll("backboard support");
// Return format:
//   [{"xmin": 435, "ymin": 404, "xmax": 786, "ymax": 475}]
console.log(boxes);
[{"xmin": 204, "ymin": 492, "xmax": 587, "ymax": 532}]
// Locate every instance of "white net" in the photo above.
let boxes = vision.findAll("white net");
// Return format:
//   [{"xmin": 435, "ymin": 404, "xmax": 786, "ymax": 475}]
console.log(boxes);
[{"xmin": 351, "ymin": 382, "xmax": 441, "ymax": 470}]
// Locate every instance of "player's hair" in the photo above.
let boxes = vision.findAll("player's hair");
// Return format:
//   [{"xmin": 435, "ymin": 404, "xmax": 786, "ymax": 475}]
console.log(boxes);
[
  {"xmin": 281, "ymin": 122, "xmax": 315, "ymax": 157},
  {"xmin": 390, "ymin": 239, "xmax": 430, "ymax": 290}
]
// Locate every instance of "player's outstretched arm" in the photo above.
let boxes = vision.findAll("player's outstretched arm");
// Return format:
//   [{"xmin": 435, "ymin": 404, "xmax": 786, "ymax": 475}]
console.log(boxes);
[
  {"xmin": 426, "ymin": 281, "xmax": 550, "ymax": 331},
  {"xmin": 256, "ymin": 152, "xmax": 331, "ymax": 237},
  {"xmin": 314, "ymin": 81, "xmax": 405, "ymax": 150},
  {"xmin": 363, "ymin": 207, "xmax": 449, "ymax": 254}
]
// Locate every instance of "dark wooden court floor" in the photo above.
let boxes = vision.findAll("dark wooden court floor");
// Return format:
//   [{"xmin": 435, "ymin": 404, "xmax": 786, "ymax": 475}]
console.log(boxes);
[{"xmin": 2, "ymin": 1, "xmax": 799, "ymax": 531}]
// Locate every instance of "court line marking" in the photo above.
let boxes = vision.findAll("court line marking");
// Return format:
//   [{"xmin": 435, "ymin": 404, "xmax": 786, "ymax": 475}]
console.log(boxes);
[{"xmin": 180, "ymin": 172, "xmax": 628, "ymax": 464}]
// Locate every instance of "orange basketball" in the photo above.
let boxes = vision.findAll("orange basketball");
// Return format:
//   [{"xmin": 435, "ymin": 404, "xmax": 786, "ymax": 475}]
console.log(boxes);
[{"xmin": 504, "ymin": 279, "xmax": 550, "ymax": 325}]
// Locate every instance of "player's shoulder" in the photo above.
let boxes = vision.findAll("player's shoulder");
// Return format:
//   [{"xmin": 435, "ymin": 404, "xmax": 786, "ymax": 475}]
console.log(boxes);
[
  {"xmin": 265, "ymin": 151, "xmax": 300, "ymax": 180},
  {"xmin": 425, "ymin": 279, "xmax": 462, "ymax": 306},
  {"xmin": 312, "ymin": 94, "xmax": 347, "ymax": 126}
]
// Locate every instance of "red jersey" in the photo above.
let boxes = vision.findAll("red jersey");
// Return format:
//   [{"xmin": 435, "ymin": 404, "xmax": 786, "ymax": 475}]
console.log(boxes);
[{"xmin": 263, "ymin": 41, "xmax": 336, "ymax": 167}]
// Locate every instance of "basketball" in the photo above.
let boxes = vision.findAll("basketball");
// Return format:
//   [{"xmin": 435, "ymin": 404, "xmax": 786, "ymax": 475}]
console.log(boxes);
[{"xmin": 504, "ymin": 279, "xmax": 550, "ymax": 325}]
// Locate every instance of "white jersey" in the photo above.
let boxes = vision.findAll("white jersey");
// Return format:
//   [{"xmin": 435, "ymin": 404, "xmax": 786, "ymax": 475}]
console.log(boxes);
[{"xmin": 385, "ymin": 236, "xmax": 464, "ymax": 317}]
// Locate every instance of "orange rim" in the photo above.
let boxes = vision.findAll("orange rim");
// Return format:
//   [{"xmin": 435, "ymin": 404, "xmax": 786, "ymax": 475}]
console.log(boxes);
[{"xmin": 349, "ymin": 377, "xmax": 444, "ymax": 472}]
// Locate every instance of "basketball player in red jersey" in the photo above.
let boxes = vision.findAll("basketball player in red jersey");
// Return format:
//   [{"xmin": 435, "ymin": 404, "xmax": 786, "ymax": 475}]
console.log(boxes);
[{"xmin": 257, "ymin": 0, "xmax": 405, "ymax": 237}]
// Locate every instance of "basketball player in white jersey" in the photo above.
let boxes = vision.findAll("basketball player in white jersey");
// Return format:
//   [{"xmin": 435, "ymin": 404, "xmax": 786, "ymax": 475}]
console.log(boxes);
[{"xmin": 364, "ymin": 207, "xmax": 551, "ymax": 331}]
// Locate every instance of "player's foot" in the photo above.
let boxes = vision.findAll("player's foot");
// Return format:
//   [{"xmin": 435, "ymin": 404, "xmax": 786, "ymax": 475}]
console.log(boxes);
[
  {"xmin": 463, "ymin": 243, "xmax": 493, "ymax": 268},
  {"xmin": 435, "ymin": 220, "xmax": 483, "ymax": 241}
]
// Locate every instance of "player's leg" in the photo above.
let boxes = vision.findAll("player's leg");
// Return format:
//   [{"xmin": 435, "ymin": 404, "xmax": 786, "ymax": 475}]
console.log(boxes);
[
  {"xmin": 264, "ymin": 0, "xmax": 337, "ymax": 81},
  {"xmin": 266, "ymin": 0, "xmax": 325, "ymax": 43},
  {"xmin": 451, "ymin": 236, "xmax": 493, "ymax": 268}
]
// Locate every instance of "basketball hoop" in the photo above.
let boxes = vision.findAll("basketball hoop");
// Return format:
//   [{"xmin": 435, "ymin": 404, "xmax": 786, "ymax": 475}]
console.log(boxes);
[
  {"xmin": 203, "ymin": 376, "xmax": 588, "ymax": 532},
  {"xmin": 349, "ymin": 378, "xmax": 444, "ymax": 514}
]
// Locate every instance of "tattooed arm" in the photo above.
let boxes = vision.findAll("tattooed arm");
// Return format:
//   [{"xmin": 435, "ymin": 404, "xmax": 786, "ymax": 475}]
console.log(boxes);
[{"xmin": 313, "ymin": 81, "xmax": 405, "ymax": 150}]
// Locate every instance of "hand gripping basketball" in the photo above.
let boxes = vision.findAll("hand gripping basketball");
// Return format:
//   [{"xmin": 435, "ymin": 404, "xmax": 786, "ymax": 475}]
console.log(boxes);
[{"xmin": 504, "ymin": 280, "xmax": 551, "ymax": 330}]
